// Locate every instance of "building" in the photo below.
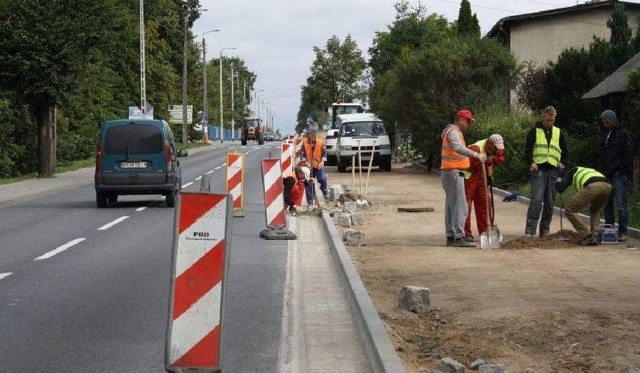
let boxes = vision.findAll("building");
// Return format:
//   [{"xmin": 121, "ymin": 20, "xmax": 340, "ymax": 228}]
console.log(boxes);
[{"xmin": 487, "ymin": 0, "xmax": 640, "ymax": 105}]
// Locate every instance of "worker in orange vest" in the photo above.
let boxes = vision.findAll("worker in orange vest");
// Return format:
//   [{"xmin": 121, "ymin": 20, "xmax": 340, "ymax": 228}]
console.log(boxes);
[
  {"xmin": 300, "ymin": 122, "xmax": 329, "ymax": 202},
  {"xmin": 441, "ymin": 109, "xmax": 487, "ymax": 247},
  {"xmin": 464, "ymin": 134, "xmax": 506, "ymax": 242}
]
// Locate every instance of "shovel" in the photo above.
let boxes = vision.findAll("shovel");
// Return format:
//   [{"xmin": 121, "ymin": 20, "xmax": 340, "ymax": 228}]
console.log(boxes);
[{"xmin": 480, "ymin": 163, "xmax": 501, "ymax": 249}]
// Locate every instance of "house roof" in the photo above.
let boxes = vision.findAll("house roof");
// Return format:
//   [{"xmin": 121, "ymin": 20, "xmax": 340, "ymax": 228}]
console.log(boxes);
[
  {"xmin": 486, "ymin": 0, "xmax": 640, "ymax": 39},
  {"xmin": 582, "ymin": 51, "xmax": 640, "ymax": 98}
]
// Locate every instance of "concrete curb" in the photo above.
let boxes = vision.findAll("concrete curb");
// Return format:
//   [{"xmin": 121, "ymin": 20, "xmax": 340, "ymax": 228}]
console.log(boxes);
[{"xmin": 320, "ymin": 208, "xmax": 407, "ymax": 373}]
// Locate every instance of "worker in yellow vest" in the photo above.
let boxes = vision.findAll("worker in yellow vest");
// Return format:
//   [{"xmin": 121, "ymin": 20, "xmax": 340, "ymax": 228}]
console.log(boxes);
[
  {"xmin": 441, "ymin": 109, "xmax": 487, "ymax": 247},
  {"xmin": 523, "ymin": 106, "xmax": 569, "ymax": 238},
  {"xmin": 556, "ymin": 167, "xmax": 612, "ymax": 246}
]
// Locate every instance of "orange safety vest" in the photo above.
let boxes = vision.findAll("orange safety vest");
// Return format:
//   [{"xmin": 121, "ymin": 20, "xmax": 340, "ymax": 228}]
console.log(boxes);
[
  {"xmin": 303, "ymin": 139, "xmax": 324, "ymax": 169},
  {"xmin": 441, "ymin": 126, "xmax": 470, "ymax": 170}
]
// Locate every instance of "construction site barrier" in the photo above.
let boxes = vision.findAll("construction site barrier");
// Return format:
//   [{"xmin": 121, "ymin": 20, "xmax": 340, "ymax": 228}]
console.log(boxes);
[
  {"xmin": 225, "ymin": 152, "xmax": 245, "ymax": 217},
  {"xmin": 294, "ymin": 136, "xmax": 303, "ymax": 164},
  {"xmin": 280, "ymin": 142, "xmax": 293, "ymax": 175},
  {"xmin": 260, "ymin": 158, "xmax": 296, "ymax": 240},
  {"xmin": 165, "ymin": 192, "xmax": 233, "ymax": 373}
]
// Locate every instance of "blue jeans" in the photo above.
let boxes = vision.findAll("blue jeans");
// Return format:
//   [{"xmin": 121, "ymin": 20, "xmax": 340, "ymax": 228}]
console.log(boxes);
[
  {"xmin": 305, "ymin": 167, "xmax": 328, "ymax": 204},
  {"xmin": 604, "ymin": 173, "xmax": 628, "ymax": 234},
  {"xmin": 525, "ymin": 168, "xmax": 557, "ymax": 236}
]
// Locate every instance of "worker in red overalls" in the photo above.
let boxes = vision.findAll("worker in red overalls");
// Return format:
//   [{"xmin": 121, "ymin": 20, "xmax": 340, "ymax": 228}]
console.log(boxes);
[{"xmin": 464, "ymin": 134, "xmax": 506, "ymax": 242}]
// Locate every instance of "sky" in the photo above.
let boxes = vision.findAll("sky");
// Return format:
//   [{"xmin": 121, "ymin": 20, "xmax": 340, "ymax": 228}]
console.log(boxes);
[{"xmin": 192, "ymin": 0, "xmax": 591, "ymax": 135}]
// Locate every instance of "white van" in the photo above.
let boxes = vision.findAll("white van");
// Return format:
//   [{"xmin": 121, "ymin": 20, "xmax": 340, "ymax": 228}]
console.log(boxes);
[{"xmin": 335, "ymin": 113, "xmax": 392, "ymax": 172}]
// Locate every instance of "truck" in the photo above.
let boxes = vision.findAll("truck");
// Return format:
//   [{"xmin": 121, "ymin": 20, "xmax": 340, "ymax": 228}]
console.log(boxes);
[
  {"xmin": 240, "ymin": 116, "xmax": 265, "ymax": 145},
  {"xmin": 330, "ymin": 102, "xmax": 364, "ymax": 129}
]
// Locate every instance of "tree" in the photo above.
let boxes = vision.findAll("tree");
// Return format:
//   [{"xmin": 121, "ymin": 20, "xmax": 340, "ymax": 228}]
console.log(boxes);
[
  {"xmin": 297, "ymin": 35, "xmax": 367, "ymax": 131},
  {"xmin": 455, "ymin": 0, "xmax": 480, "ymax": 38},
  {"xmin": 607, "ymin": 3, "xmax": 633, "ymax": 73}
]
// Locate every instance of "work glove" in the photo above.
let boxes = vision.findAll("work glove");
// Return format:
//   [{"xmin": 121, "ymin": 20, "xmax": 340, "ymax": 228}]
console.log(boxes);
[{"xmin": 475, "ymin": 153, "xmax": 487, "ymax": 163}]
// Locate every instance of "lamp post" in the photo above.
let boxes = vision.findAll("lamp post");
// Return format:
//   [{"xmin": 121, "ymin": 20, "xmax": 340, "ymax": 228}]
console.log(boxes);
[
  {"xmin": 219, "ymin": 47, "xmax": 236, "ymax": 142},
  {"xmin": 139, "ymin": 0, "xmax": 146, "ymax": 117},
  {"xmin": 201, "ymin": 29, "xmax": 219, "ymax": 144},
  {"xmin": 230, "ymin": 63, "xmax": 235, "ymax": 141}
]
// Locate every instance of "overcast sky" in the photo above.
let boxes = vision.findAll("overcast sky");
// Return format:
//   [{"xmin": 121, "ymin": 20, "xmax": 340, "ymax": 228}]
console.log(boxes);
[{"xmin": 193, "ymin": 0, "xmax": 590, "ymax": 135}]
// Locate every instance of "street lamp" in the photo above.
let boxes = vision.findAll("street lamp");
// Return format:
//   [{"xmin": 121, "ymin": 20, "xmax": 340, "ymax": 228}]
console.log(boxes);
[
  {"xmin": 219, "ymin": 47, "xmax": 236, "ymax": 142},
  {"xmin": 201, "ymin": 29, "xmax": 220, "ymax": 144},
  {"xmin": 230, "ymin": 63, "xmax": 236, "ymax": 141}
]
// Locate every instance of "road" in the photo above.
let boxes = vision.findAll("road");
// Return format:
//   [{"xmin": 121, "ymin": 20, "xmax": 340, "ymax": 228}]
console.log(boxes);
[{"xmin": 0, "ymin": 143, "xmax": 289, "ymax": 372}]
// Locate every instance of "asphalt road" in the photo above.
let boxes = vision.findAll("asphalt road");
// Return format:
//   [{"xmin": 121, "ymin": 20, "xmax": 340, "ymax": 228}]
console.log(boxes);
[{"xmin": 0, "ymin": 143, "xmax": 288, "ymax": 372}]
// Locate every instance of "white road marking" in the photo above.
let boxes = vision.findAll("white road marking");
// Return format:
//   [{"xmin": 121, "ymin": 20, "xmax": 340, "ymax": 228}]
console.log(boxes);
[
  {"xmin": 214, "ymin": 166, "xmax": 222, "ymax": 170},
  {"xmin": 97, "ymin": 216, "xmax": 129, "ymax": 231},
  {"xmin": 195, "ymin": 176, "xmax": 203, "ymax": 181},
  {"xmin": 0, "ymin": 273, "xmax": 12, "ymax": 280},
  {"xmin": 205, "ymin": 170, "xmax": 215, "ymax": 175},
  {"xmin": 136, "ymin": 207, "xmax": 147, "ymax": 212},
  {"xmin": 34, "ymin": 238, "xmax": 86, "ymax": 261},
  {"xmin": 182, "ymin": 182, "xmax": 194, "ymax": 188}
]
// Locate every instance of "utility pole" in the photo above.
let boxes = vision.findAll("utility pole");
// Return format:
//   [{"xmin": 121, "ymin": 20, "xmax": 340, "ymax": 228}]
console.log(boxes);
[
  {"xmin": 201, "ymin": 29, "xmax": 219, "ymax": 144},
  {"xmin": 140, "ymin": 0, "xmax": 146, "ymax": 117},
  {"xmin": 230, "ymin": 62, "xmax": 235, "ymax": 141},
  {"xmin": 181, "ymin": 10, "xmax": 188, "ymax": 145}
]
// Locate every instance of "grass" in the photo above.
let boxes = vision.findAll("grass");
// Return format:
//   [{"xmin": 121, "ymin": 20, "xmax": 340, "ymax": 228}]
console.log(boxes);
[{"xmin": 0, "ymin": 142, "xmax": 208, "ymax": 185}]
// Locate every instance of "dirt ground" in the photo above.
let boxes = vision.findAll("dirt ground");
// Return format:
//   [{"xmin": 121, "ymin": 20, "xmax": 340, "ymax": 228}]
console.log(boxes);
[{"xmin": 325, "ymin": 163, "xmax": 640, "ymax": 373}]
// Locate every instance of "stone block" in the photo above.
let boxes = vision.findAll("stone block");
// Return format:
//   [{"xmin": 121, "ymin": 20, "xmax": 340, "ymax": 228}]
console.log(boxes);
[
  {"xmin": 337, "ymin": 212, "xmax": 352, "ymax": 227},
  {"xmin": 478, "ymin": 364, "xmax": 504, "ymax": 373},
  {"xmin": 351, "ymin": 212, "xmax": 364, "ymax": 225},
  {"xmin": 398, "ymin": 286, "xmax": 430, "ymax": 314},
  {"xmin": 435, "ymin": 357, "xmax": 465, "ymax": 373},
  {"xmin": 343, "ymin": 201, "xmax": 357, "ymax": 213},
  {"xmin": 343, "ymin": 229, "xmax": 364, "ymax": 246}
]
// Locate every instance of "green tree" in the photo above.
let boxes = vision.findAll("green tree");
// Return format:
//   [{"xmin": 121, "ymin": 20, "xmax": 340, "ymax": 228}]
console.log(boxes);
[
  {"xmin": 607, "ymin": 2, "xmax": 633, "ymax": 73},
  {"xmin": 297, "ymin": 35, "xmax": 367, "ymax": 132},
  {"xmin": 455, "ymin": 0, "xmax": 480, "ymax": 38}
]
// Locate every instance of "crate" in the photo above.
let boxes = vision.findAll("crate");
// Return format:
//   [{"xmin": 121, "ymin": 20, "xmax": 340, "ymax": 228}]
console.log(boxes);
[{"xmin": 599, "ymin": 224, "xmax": 618, "ymax": 245}]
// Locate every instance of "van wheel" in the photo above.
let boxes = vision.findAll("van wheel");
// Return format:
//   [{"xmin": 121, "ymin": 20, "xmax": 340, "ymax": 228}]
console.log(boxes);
[
  {"xmin": 107, "ymin": 194, "xmax": 118, "ymax": 206},
  {"xmin": 96, "ymin": 192, "xmax": 107, "ymax": 208},
  {"xmin": 337, "ymin": 161, "xmax": 347, "ymax": 173},
  {"xmin": 383, "ymin": 161, "xmax": 392, "ymax": 172},
  {"xmin": 165, "ymin": 191, "xmax": 176, "ymax": 207}
]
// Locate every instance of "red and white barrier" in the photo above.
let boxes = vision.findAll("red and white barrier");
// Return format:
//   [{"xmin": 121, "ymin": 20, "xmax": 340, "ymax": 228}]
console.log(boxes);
[
  {"xmin": 226, "ymin": 152, "xmax": 244, "ymax": 217},
  {"xmin": 260, "ymin": 159, "xmax": 296, "ymax": 240},
  {"xmin": 295, "ymin": 137, "xmax": 303, "ymax": 164},
  {"xmin": 166, "ymin": 192, "xmax": 232, "ymax": 372},
  {"xmin": 280, "ymin": 143, "xmax": 293, "ymax": 175}
]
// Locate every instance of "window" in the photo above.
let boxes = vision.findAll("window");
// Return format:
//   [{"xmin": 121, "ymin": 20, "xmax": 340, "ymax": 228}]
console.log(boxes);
[{"xmin": 105, "ymin": 125, "xmax": 163, "ymax": 155}]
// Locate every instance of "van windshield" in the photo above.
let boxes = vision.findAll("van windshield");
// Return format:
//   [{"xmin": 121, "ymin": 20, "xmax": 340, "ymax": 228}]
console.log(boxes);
[
  {"xmin": 104, "ymin": 125, "xmax": 163, "ymax": 155},
  {"xmin": 341, "ymin": 121, "xmax": 386, "ymax": 137}
]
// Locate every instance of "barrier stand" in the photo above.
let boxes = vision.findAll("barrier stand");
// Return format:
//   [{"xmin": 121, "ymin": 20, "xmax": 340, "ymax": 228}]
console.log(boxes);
[
  {"xmin": 260, "ymin": 158, "xmax": 296, "ymax": 240},
  {"xmin": 225, "ymin": 152, "xmax": 245, "ymax": 217},
  {"xmin": 165, "ymin": 192, "xmax": 233, "ymax": 373},
  {"xmin": 280, "ymin": 142, "xmax": 293, "ymax": 174}
]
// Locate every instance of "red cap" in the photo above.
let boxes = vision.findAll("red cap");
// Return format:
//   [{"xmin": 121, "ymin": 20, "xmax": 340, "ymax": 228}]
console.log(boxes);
[{"xmin": 456, "ymin": 109, "xmax": 475, "ymax": 122}]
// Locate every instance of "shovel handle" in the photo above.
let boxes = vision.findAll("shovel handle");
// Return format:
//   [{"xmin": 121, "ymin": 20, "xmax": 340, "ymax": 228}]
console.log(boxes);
[{"xmin": 481, "ymin": 162, "xmax": 491, "ymax": 231}]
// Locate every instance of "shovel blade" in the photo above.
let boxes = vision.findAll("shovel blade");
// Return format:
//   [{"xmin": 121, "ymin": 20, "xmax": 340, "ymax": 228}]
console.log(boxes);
[{"xmin": 480, "ymin": 226, "xmax": 502, "ymax": 249}]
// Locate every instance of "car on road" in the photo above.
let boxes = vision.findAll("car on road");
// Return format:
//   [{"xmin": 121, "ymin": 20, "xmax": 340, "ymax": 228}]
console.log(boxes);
[
  {"xmin": 325, "ymin": 128, "xmax": 339, "ymax": 166},
  {"xmin": 335, "ymin": 113, "xmax": 392, "ymax": 172},
  {"xmin": 94, "ymin": 119, "xmax": 188, "ymax": 208}
]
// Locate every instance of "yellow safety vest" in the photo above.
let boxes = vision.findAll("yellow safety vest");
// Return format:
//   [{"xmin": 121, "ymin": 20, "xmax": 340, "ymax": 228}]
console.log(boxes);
[
  {"xmin": 532, "ymin": 127, "xmax": 561, "ymax": 167},
  {"xmin": 441, "ymin": 127, "xmax": 470, "ymax": 170},
  {"xmin": 572, "ymin": 167, "xmax": 605, "ymax": 191}
]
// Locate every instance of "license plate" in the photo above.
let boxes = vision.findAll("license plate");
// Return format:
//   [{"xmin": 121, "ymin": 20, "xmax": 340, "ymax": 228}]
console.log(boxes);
[{"xmin": 121, "ymin": 161, "xmax": 147, "ymax": 169}]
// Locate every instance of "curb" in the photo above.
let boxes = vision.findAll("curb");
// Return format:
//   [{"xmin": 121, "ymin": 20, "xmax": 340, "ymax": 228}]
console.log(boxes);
[{"xmin": 320, "ymin": 208, "xmax": 407, "ymax": 373}]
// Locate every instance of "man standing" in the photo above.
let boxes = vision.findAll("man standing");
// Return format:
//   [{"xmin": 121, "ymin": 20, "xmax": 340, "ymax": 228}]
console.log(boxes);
[
  {"xmin": 464, "ymin": 134, "xmax": 506, "ymax": 242},
  {"xmin": 441, "ymin": 109, "xmax": 487, "ymax": 247},
  {"xmin": 597, "ymin": 110, "xmax": 633, "ymax": 242},
  {"xmin": 300, "ymin": 122, "xmax": 329, "ymax": 202},
  {"xmin": 524, "ymin": 106, "xmax": 569, "ymax": 238},
  {"xmin": 556, "ymin": 166, "xmax": 612, "ymax": 246}
]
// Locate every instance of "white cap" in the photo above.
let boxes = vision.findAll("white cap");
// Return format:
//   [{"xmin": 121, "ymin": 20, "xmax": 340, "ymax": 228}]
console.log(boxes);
[
  {"xmin": 488, "ymin": 134, "xmax": 504, "ymax": 150},
  {"xmin": 297, "ymin": 166, "xmax": 312, "ymax": 180}
]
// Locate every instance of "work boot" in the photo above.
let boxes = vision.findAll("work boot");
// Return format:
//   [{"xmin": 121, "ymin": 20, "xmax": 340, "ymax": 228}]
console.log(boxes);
[
  {"xmin": 464, "ymin": 236, "xmax": 475, "ymax": 243},
  {"xmin": 618, "ymin": 234, "xmax": 627, "ymax": 242},
  {"xmin": 446, "ymin": 237, "xmax": 454, "ymax": 246},
  {"xmin": 453, "ymin": 238, "xmax": 475, "ymax": 247}
]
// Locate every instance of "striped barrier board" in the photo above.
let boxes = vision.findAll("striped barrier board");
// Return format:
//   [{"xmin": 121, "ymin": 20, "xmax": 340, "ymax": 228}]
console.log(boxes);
[
  {"xmin": 225, "ymin": 152, "xmax": 245, "ymax": 217},
  {"xmin": 260, "ymin": 159, "xmax": 296, "ymax": 240},
  {"xmin": 280, "ymin": 142, "xmax": 293, "ymax": 175},
  {"xmin": 165, "ymin": 192, "xmax": 233, "ymax": 373}
]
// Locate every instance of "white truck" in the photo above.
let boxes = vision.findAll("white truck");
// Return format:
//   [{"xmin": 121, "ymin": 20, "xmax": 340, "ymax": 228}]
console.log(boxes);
[{"xmin": 335, "ymin": 113, "xmax": 392, "ymax": 172}]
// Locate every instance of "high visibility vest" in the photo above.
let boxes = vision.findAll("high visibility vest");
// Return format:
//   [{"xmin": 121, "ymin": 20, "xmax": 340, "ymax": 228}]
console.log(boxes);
[
  {"xmin": 441, "ymin": 126, "xmax": 470, "ymax": 170},
  {"xmin": 532, "ymin": 127, "xmax": 561, "ymax": 167},
  {"xmin": 303, "ymin": 139, "xmax": 324, "ymax": 169},
  {"xmin": 463, "ymin": 139, "xmax": 494, "ymax": 179},
  {"xmin": 572, "ymin": 167, "xmax": 605, "ymax": 191}
]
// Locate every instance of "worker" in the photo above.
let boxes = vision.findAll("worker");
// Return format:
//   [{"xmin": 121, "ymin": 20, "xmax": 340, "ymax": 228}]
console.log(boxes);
[
  {"xmin": 464, "ymin": 134, "xmax": 506, "ymax": 242},
  {"xmin": 441, "ymin": 109, "xmax": 487, "ymax": 247},
  {"xmin": 556, "ymin": 166, "xmax": 612, "ymax": 246},
  {"xmin": 300, "ymin": 122, "xmax": 329, "ymax": 201},
  {"xmin": 283, "ymin": 166, "xmax": 312, "ymax": 213}
]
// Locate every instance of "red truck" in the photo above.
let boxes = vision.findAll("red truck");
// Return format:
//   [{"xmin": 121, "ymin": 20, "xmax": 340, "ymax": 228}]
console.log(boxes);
[{"xmin": 240, "ymin": 116, "xmax": 265, "ymax": 145}]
